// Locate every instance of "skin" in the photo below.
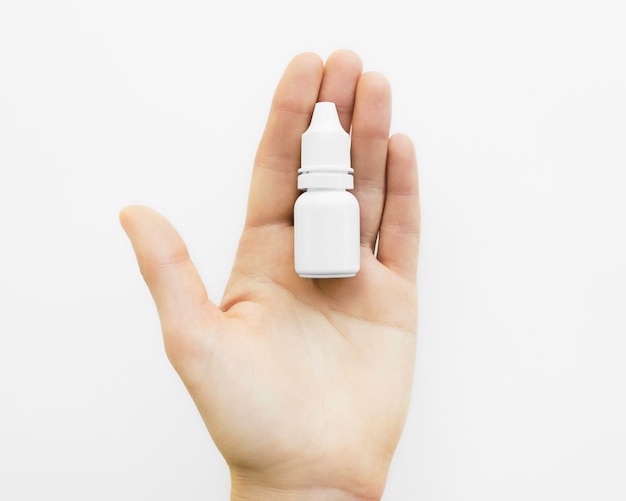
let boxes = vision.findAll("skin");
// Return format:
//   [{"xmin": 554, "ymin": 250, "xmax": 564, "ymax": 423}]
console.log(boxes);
[{"xmin": 120, "ymin": 50, "xmax": 420, "ymax": 501}]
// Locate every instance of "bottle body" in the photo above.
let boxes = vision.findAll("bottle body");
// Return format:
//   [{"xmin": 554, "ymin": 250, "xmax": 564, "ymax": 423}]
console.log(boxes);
[{"xmin": 294, "ymin": 189, "xmax": 360, "ymax": 278}]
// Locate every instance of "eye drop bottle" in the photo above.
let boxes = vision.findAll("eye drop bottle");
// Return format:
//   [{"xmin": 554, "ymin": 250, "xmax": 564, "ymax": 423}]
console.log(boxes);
[{"xmin": 294, "ymin": 102, "xmax": 360, "ymax": 278}]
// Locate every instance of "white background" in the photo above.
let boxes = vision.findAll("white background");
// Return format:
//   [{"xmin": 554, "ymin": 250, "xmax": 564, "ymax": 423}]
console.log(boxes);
[{"xmin": 1, "ymin": 1, "xmax": 625, "ymax": 499}]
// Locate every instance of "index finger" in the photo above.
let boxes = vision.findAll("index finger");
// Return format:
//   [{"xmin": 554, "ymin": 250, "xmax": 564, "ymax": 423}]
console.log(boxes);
[{"xmin": 245, "ymin": 53, "xmax": 323, "ymax": 228}]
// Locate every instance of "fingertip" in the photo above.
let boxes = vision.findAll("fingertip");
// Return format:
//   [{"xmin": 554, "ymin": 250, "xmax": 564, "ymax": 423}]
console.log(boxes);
[
  {"xmin": 119, "ymin": 204, "xmax": 153, "ymax": 233},
  {"xmin": 388, "ymin": 132, "xmax": 414, "ymax": 148},
  {"xmin": 388, "ymin": 134, "xmax": 418, "ymax": 168},
  {"xmin": 268, "ymin": 51, "xmax": 324, "ymax": 119},
  {"xmin": 358, "ymin": 71, "xmax": 391, "ymax": 100},
  {"xmin": 291, "ymin": 51, "xmax": 324, "ymax": 66},
  {"xmin": 118, "ymin": 205, "xmax": 191, "ymax": 274},
  {"xmin": 118, "ymin": 205, "xmax": 132, "ymax": 229},
  {"xmin": 325, "ymin": 49, "xmax": 363, "ymax": 71},
  {"xmin": 284, "ymin": 51, "xmax": 324, "ymax": 84}
]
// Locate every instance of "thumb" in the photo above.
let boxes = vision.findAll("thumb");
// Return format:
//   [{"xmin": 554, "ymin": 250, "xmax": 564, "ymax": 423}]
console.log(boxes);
[{"xmin": 119, "ymin": 205, "xmax": 223, "ymax": 378}]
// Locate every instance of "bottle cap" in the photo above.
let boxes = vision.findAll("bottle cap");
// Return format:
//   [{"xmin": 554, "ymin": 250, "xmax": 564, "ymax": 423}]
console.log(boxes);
[{"xmin": 298, "ymin": 102, "xmax": 353, "ymax": 190}]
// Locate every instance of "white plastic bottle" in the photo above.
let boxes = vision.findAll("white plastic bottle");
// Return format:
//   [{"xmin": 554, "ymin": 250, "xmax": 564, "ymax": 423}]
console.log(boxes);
[{"xmin": 294, "ymin": 102, "xmax": 360, "ymax": 278}]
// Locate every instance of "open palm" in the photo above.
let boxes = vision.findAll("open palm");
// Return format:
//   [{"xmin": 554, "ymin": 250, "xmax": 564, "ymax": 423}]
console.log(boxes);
[{"xmin": 121, "ymin": 50, "xmax": 419, "ymax": 500}]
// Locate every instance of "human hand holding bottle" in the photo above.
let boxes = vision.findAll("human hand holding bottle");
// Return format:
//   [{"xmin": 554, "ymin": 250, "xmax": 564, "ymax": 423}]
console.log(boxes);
[{"xmin": 120, "ymin": 50, "xmax": 420, "ymax": 501}]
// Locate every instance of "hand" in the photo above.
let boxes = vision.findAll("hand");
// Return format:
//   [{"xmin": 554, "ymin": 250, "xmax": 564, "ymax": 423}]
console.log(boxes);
[{"xmin": 120, "ymin": 50, "xmax": 420, "ymax": 501}]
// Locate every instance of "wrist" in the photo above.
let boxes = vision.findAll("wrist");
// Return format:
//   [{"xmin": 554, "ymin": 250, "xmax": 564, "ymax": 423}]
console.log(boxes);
[
  {"xmin": 230, "ymin": 471, "xmax": 383, "ymax": 501},
  {"xmin": 230, "ymin": 485, "xmax": 380, "ymax": 501}
]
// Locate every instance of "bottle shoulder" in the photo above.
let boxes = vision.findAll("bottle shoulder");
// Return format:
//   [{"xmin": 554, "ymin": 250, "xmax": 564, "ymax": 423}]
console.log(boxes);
[{"xmin": 295, "ymin": 189, "xmax": 359, "ymax": 207}]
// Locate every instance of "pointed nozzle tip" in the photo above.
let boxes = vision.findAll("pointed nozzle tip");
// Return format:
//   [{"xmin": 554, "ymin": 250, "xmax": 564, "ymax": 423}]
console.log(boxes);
[{"xmin": 308, "ymin": 102, "xmax": 342, "ymax": 131}]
